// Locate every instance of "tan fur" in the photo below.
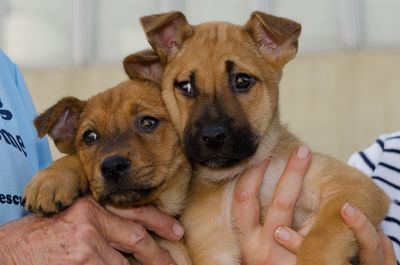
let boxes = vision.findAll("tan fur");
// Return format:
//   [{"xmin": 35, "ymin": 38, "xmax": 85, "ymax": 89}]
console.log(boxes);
[
  {"xmin": 23, "ymin": 155, "xmax": 89, "ymax": 213},
  {"xmin": 23, "ymin": 79, "xmax": 192, "ymax": 265},
  {"xmin": 138, "ymin": 11, "xmax": 391, "ymax": 265}
]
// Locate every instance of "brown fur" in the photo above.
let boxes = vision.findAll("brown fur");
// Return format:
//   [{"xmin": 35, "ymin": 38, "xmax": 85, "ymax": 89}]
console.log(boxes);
[
  {"xmin": 23, "ymin": 74, "xmax": 192, "ymax": 264},
  {"xmin": 132, "ymin": 11, "xmax": 391, "ymax": 265}
]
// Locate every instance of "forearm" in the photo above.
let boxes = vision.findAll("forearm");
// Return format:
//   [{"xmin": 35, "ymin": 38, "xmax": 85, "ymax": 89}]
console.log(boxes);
[
  {"xmin": 0, "ymin": 230, "xmax": 31, "ymax": 265},
  {"xmin": 0, "ymin": 215, "xmax": 44, "ymax": 265},
  {"xmin": 0, "ymin": 240, "xmax": 17, "ymax": 264}
]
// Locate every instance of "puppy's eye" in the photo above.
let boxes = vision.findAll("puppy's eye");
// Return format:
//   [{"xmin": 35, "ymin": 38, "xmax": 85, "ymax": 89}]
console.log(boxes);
[
  {"xmin": 83, "ymin": 130, "xmax": 98, "ymax": 145},
  {"xmin": 138, "ymin": 116, "xmax": 160, "ymax": 132},
  {"xmin": 232, "ymin": 73, "xmax": 255, "ymax": 93},
  {"xmin": 174, "ymin": 81, "xmax": 196, "ymax": 97}
]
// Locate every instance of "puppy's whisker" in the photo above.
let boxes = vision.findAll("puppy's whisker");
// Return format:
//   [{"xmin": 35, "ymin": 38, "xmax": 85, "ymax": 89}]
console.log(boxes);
[
  {"xmin": 135, "ymin": 161, "xmax": 180, "ymax": 171},
  {"xmin": 132, "ymin": 168, "xmax": 156, "ymax": 179}
]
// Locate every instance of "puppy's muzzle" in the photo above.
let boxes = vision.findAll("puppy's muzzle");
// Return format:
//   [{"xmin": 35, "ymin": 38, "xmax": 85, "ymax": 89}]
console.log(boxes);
[
  {"xmin": 201, "ymin": 125, "xmax": 229, "ymax": 149},
  {"xmin": 184, "ymin": 122, "xmax": 258, "ymax": 168},
  {"xmin": 101, "ymin": 156, "xmax": 131, "ymax": 181}
]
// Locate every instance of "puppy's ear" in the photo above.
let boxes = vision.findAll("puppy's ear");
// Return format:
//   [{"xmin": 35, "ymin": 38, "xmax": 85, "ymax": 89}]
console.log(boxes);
[
  {"xmin": 123, "ymin": 49, "xmax": 163, "ymax": 84},
  {"xmin": 140, "ymin": 11, "xmax": 193, "ymax": 64},
  {"xmin": 34, "ymin": 97, "xmax": 86, "ymax": 154},
  {"xmin": 245, "ymin": 11, "xmax": 301, "ymax": 67}
]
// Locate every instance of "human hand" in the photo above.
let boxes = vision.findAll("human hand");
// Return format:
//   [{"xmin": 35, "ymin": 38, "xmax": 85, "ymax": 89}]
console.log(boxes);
[
  {"xmin": 274, "ymin": 197, "xmax": 397, "ymax": 265},
  {"xmin": 0, "ymin": 197, "xmax": 184, "ymax": 265},
  {"xmin": 232, "ymin": 146, "xmax": 311, "ymax": 265},
  {"xmin": 341, "ymin": 203, "xmax": 397, "ymax": 265}
]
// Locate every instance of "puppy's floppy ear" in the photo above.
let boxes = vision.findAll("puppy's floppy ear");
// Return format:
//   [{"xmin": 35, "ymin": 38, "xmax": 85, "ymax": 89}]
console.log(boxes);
[
  {"xmin": 123, "ymin": 49, "xmax": 163, "ymax": 84},
  {"xmin": 34, "ymin": 97, "xmax": 86, "ymax": 154},
  {"xmin": 245, "ymin": 11, "xmax": 301, "ymax": 67},
  {"xmin": 140, "ymin": 11, "xmax": 193, "ymax": 64}
]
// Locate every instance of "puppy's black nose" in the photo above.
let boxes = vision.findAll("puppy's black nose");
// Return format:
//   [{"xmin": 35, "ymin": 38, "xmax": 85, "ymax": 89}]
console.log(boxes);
[
  {"xmin": 201, "ymin": 125, "xmax": 229, "ymax": 148},
  {"xmin": 101, "ymin": 156, "xmax": 130, "ymax": 181}
]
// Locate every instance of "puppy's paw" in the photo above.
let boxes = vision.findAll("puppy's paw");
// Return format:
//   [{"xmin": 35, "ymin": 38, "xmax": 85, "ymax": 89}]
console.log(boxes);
[
  {"xmin": 157, "ymin": 238, "xmax": 192, "ymax": 265},
  {"xmin": 23, "ymin": 166, "xmax": 88, "ymax": 216},
  {"xmin": 297, "ymin": 232, "xmax": 354, "ymax": 265}
]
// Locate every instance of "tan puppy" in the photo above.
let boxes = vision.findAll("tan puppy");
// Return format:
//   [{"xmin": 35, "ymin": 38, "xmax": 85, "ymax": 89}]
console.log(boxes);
[
  {"xmin": 129, "ymin": 11, "xmax": 391, "ymax": 265},
  {"xmin": 23, "ymin": 51, "xmax": 191, "ymax": 264}
]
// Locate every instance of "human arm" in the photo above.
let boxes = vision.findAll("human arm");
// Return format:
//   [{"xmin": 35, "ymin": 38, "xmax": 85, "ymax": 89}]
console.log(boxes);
[{"xmin": 0, "ymin": 197, "xmax": 184, "ymax": 265}]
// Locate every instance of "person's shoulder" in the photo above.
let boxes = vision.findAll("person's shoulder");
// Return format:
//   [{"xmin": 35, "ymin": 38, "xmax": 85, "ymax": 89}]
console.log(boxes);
[
  {"xmin": 376, "ymin": 131, "xmax": 400, "ymax": 147},
  {"xmin": 0, "ymin": 49, "xmax": 17, "ymax": 73},
  {"xmin": 386, "ymin": 131, "xmax": 400, "ymax": 139},
  {"xmin": 0, "ymin": 49, "xmax": 13, "ymax": 64}
]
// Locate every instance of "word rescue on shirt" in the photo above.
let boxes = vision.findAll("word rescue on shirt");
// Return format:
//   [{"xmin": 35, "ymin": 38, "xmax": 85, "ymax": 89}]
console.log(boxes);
[
  {"xmin": 0, "ymin": 98, "xmax": 27, "ymax": 157},
  {"xmin": 0, "ymin": 193, "xmax": 24, "ymax": 206}
]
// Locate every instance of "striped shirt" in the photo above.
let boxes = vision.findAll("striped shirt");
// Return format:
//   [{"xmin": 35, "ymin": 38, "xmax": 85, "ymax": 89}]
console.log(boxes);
[{"xmin": 348, "ymin": 131, "xmax": 400, "ymax": 263}]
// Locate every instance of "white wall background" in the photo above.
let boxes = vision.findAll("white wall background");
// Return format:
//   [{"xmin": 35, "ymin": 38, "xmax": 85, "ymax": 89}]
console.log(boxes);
[
  {"xmin": 2, "ymin": 0, "xmax": 400, "ymax": 67},
  {"xmin": 0, "ymin": 0, "xmax": 399, "ymax": 160}
]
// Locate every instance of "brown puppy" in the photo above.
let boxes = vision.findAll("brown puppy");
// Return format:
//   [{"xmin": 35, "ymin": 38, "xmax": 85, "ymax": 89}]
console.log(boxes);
[
  {"xmin": 23, "ymin": 52, "xmax": 191, "ymax": 264},
  {"xmin": 129, "ymin": 11, "xmax": 391, "ymax": 265}
]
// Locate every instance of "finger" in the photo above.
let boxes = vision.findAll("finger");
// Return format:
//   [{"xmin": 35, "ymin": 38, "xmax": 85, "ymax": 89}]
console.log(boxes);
[
  {"xmin": 378, "ymin": 229, "xmax": 397, "ymax": 265},
  {"xmin": 297, "ymin": 214, "xmax": 316, "ymax": 236},
  {"xmin": 341, "ymin": 203, "xmax": 381, "ymax": 250},
  {"xmin": 106, "ymin": 205, "xmax": 184, "ymax": 241},
  {"xmin": 232, "ymin": 159, "xmax": 269, "ymax": 234},
  {"xmin": 341, "ymin": 203, "xmax": 384, "ymax": 264},
  {"xmin": 128, "ymin": 233, "xmax": 176, "ymax": 265},
  {"xmin": 62, "ymin": 198, "xmax": 176, "ymax": 264},
  {"xmin": 106, "ymin": 220, "xmax": 176, "ymax": 265},
  {"xmin": 274, "ymin": 226, "xmax": 304, "ymax": 254},
  {"xmin": 94, "ymin": 207, "xmax": 177, "ymax": 265},
  {"xmin": 263, "ymin": 146, "xmax": 310, "ymax": 234},
  {"xmin": 94, "ymin": 240, "xmax": 130, "ymax": 265},
  {"xmin": 274, "ymin": 214, "xmax": 316, "ymax": 255},
  {"xmin": 101, "ymin": 250, "xmax": 130, "ymax": 265}
]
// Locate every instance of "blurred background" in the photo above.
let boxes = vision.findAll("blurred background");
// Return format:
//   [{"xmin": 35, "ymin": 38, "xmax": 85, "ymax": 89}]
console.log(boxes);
[{"xmin": 0, "ymin": 0, "xmax": 399, "ymax": 160}]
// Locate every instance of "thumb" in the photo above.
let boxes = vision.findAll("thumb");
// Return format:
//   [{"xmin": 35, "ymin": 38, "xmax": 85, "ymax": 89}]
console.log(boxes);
[
  {"xmin": 274, "ymin": 215, "xmax": 315, "ymax": 254},
  {"xmin": 92, "ymin": 201, "xmax": 176, "ymax": 265}
]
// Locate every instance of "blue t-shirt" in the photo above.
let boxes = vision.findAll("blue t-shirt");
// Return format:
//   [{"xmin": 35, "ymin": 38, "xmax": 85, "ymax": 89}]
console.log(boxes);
[{"xmin": 0, "ymin": 50, "xmax": 52, "ymax": 225}]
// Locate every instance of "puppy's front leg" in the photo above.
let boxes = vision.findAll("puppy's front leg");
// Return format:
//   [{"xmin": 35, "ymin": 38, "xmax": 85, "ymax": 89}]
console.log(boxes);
[
  {"xmin": 182, "ymin": 179, "xmax": 240, "ymax": 265},
  {"xmin": 297, "ymin": 157, "xmax": 390, "ymax": 265},
  {"xmin": 297, "ymin": 199, "xmax": 356, "ymax": 265},
  {"xmin": 23, "ymin": 155, "xmax": 88, "ymax": 216}
]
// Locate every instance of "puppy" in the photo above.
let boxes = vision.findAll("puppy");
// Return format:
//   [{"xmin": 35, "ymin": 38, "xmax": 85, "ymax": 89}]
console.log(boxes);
[
  {"xmin": 23, "ymin": 51, "xmax": 191, "ymax": 265},
  {"xmin": 127, "ymin": 11, "xmax": 391, "ymax": 265}
]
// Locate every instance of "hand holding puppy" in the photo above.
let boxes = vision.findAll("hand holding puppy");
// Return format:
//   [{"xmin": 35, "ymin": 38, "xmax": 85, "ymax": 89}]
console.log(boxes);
[
  {"xmin": 0, "ymin": 197, "xmax": 183, "ymax": 265},
  {"xmin": 232, "ymin": 146, "xmax": 311, "ymax": 265},
  {"xmin": 233, "ymin": 147, "xmax": 397, "ymax": 265}
]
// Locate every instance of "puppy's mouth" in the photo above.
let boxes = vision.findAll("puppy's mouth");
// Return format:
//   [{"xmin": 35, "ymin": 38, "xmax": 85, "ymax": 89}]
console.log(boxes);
[
  {"xmin": 109, "ymin": 187, "xmax": 153, "ymax": 198},
  {"xmin": 100, "ymin": 182, "xmax": 163, "ymax": 206},
  {"xmin": 200, "ymin": 157, "xmax": 240, "ymax": 168}
]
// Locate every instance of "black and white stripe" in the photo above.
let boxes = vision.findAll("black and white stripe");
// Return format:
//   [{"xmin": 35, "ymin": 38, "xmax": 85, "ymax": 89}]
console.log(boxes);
[{"xmin": 348, "ymin": 131, "xmax": 400, "ymax": 262}]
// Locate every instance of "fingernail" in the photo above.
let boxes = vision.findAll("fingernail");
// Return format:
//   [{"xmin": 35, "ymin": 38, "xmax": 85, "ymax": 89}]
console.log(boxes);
[
  {"xmin": 296, "ymin": 146, "xmax": 310, "ymax": 160},
  {"xmin": 275, "ymin": 226, "xmax": 291, "ymax": 241},
  {"xmin": 239, "ymin": 191, "xmax": 250, "ymax": 202},
  {"xmin": 343, "ymin": 203, "xmax": 356, "ymax": 217},
  {"xmin": 173, "ymin": 223, "xmax": 184, "ymax": 238},
  {"xmin": 105, "ymin": 205, "xmax": 114, "ymax": 211},
  {"xmin": 131, "ymin": 206, "xmax": 144, "ymax": 214}
]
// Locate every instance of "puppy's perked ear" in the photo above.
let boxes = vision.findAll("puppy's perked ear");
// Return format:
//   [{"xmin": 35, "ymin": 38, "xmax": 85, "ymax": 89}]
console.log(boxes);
[
  {"xmin": 123, "ymin": 49, "xmax": 163, "ymax": 84},
  {"xmin": 140, "ymin": 11, "xmax": 193, "ymax": 64},
  {"xmin": 34, "ymin": 97, "xmax": 86, "ymax": 154},
  {"xmin": 245, "ymin": 11, "xmax": 301, "ymax": 67}
]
